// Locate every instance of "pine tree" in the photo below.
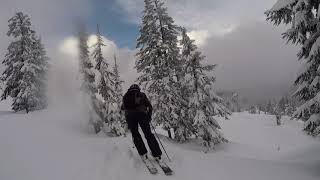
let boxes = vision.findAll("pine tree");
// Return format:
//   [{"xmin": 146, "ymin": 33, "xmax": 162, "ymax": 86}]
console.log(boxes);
[
  {"xmin": 136, "ymin": 0, "xmax": 182, "ymax": 137},
  {"xmin": 1, "ymin": 12, "xmax": 48, "ymax": 112},
  {"xmin": 78, "ymin": 24, "xmax": 104, "ymax": 133},
  {"xmin": 112, "ymin": 55, "xmax": 123, "ymax": 101},
  {"xmin": 231, "ymin": 93, "xmax": 241, "ymax": 112},
  {"xmin": 249, "ymin": 106, "xmax": 256, "ymax": 114},
  {"xmin": 266, "ymin": 0, "xmax": 320, "ymax": 136},
  {"xmin": 91, "ymin": 25, "xmax": 124, "ymax": 136},
  {"xmin": 92, "ymin": 24, "xmax": 114, "ymax": 108},
  {"xmin": 266, "ymin": 100, "xmax": 274, "ymax": 115},
  {"xmin": 285, "ymin": 97, "xmax": 297, "ymax": 116},
  {"xmin": 92, "ymin": 24, "xmax": 105, "ymax": 71},
  {"xmin": 278, "ymin": 97, "xmax": 287, "ymax": 115},
  {"xmin": 180, "ymin": 28, "xmax": 229, "ymax": 148},
  {"xmin": 108, "ymin": 55, "xmax": 126, "ymax": 136},
  {"xmin": 15, "ymin": 37, "xmax": 49, "ymax": 112}
]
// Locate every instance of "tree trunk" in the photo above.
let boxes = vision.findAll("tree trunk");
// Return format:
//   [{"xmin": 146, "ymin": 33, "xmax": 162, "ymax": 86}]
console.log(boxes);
[{"xmin": 276, "ymin": 115, "xmax": 281, "ymax": 126}]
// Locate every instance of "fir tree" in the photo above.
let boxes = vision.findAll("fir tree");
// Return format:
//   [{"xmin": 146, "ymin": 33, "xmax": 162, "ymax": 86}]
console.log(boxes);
[
  {"xmin": 1, "ymin": 12, "xmax": 48, "ymax": 112},
  {"xmin": 136, "ymin": 0, "xmax": 182, "ymax": 137},
  {"xmin": 286, "ymin": 97, "xmax": 297, "ymax": 116},
  {"xmin": 15, "ymin": 37, "xmax": 49, "ymax": 112},
  {"xmin": 78, "ymin": 25, "xmax": 104, "ymax": 133},
  {"xmin": 231, "ymin": 93, "xmax": 241, "ymax": 112},
  {"xmin": 108, "ymin": 55, "xmax": 126, "ymax": 136},
  {"xmin": 92, "ymin": 24, "xmax": 105, "ymax": 71},
  {"xmin": 266, "ymin": 0, "xmax": 320, "ymax": 136},
  {"xmin": 277, "ymin": 97, "xmax": 287, "ymax": 115},
  {"xmin": 91, "ymin": 25, "xmax": 124, "ymax": 136},
  {"xmin": 112, "ymin": 55, "xmax": 124, "ymax": 102},
  {"xmin": 266, "ymin": 100, "xmax": 274, "ymax": 115},
  {"xmin": 180, "ymin": 28, "xmax": 229, "ymax": 148},
  {"xmin": 92, "ymin": 24, "xmax": 114, "ymax": 106}
]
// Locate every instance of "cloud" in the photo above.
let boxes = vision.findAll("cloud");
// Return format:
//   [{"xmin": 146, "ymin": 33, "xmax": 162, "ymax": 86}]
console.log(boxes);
[
  {"xmin": 115, "ymin": 0, "xmax": 277, "ymax": 43},
  {"xmin": 58, "ymin": 37, "xmax": 79, "ymax": 58},
  {"xmin": 58, "ymin": 34, "xmax": 138, "ymax": 91},
  {"xmin": 0, "ymin": 0, "xmax": 91, "ymax": 35},
  {"xmin": 58, "ymin": 35, "xmax": 120, "ymax": 58},
  {"xmin": 202, "ymin": 22, "xmax": 300, "ymax": 103},
  {"xmin": 186, "ymin": 30, "xmax": 210, "ymax": 47}
]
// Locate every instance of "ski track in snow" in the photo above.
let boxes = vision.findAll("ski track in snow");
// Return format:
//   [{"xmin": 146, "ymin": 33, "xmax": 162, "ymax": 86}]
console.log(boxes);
[{"xmin": 0, "ymin": 105, "xmax": 319, "ymax": 180}]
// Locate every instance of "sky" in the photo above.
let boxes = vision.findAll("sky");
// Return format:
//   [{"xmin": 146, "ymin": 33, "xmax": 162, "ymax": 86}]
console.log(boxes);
[{"xmin": 0, "ymin": 0, "xmax": 301, "ymax": 104}]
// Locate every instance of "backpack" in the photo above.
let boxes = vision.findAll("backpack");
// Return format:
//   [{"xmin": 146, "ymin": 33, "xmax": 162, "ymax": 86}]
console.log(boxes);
[{"xmin": 123, "ymin": 90, "xmax": 143, "ymax": 110}]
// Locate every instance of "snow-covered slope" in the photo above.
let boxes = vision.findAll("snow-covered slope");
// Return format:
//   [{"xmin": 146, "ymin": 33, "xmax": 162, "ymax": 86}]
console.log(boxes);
[{"xmin": 0, "ymin": 104, "xmax": 319, "ymax": 180}]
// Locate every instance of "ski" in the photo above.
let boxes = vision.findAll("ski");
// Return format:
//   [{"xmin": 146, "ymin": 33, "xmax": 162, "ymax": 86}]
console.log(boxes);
[
  {"xmin": 155, "ymin": 159, "xmax": 174, "ymax": 176},
  {"xmin": 141, "ymin": 156, "xmax": 158, "ymax": 175}
]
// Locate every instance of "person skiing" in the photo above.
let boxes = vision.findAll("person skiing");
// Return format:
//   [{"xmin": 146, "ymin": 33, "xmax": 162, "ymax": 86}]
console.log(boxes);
[{"xmin": 122, "ymin": 84, "xmax": 162, "ymax": 161}]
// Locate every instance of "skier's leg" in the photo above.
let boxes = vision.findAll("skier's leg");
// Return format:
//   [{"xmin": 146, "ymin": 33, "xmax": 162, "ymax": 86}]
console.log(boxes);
[
  {"xmin": 138, "ymin": 113, "xmax": 162, "ymax": 157},
  {"xmin": 127, "ymin": 113, "xmax": 148, "ymax": 155}
]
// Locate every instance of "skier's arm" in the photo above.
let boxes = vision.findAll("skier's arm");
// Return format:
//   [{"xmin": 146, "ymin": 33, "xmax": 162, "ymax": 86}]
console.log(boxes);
[
  {"xmin": 121, "ymin": 95, "xmax": 126, "ymax": 111},
  {"xmin": 143, "ymin": 94, "xmax": 153, "ymax": 118}
]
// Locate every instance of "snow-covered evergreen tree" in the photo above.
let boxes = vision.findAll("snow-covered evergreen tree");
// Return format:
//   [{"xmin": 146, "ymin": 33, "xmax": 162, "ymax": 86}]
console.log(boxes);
[
  {"xmin": 265, "ymin": 100, "xmax": 274, "ymax": 115},
  {"xmin": 285, "ymin": 97, "xmax": 297, "ymax": 116},
  {"xmin": 91, "ymin": 25, "xmax": 124, "ymax": 136},
  {"xmin": 266, "ymin": 0, "xmax": 320, "ymax": 136},
  {"xmin": 180, "ymin": 28, "xmax": 229, "ymax": 148},
  {"xmin": 249, "ymin": 106, "xmax": 257, "ymax": 114},
  {"xmin": 15, "ymin": 37, "xmax": 49, "ymax": 112},
  {"xmin": 279, "ymin": 97, "xmax": 287, "ymax": 114},
  {"xmin": 136, "ymin": 0, "xmax": 183, "ymax": 137},
  {"xmin": 92, "ymin": 24, "xmax": 105, "ymax": 72},
  {"xmin": 78, "ymin": 25, "xmax": 104, "ymax": 133},
  {"xmin": 107, "ymin": 55, "xmax": 126, "ymax": 136},
  {"xmin": 91, "ymin": 24, "xmax": 114, "ymax": 110},
  {"xmin": 277, "ymin": 96, "xmax": 289, "ymax": 115},
  {"xmin": 1, "ymin": 12, "xmax": 48, "ymax": 112},
  {"xmin": 112, "ymin": 55, "xmax": 124, "ymax": 104}
]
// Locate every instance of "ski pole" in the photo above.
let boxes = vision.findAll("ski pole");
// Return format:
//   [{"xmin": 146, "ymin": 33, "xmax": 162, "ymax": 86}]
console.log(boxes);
[{"xmin": 150, "ymin": 123, "xmax": 172, "ymax": 162}]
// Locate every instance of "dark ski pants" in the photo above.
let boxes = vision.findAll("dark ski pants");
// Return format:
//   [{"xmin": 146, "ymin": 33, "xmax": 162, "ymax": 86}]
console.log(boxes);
[{"xmin": 126, "ymin": 112, "xmax": 162, "ymax": 157}]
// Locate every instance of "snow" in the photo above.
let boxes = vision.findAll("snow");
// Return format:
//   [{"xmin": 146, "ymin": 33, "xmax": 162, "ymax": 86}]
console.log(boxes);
[
  {"xmin": 0, "ymin": 104, "xmax": 319, "ymax": 180},
  {"xmin": 307, "ymin": 113, "xmax": 320, "ymax": 124},
  {"xmin": 294, "ymin": 92, "xmax": 320, "ymax": 117},
  {"xmin": 270, "ymin": 0, "xmax": 297, "ymax": 11},
  {"xmin": 295, "ymin": 9, "xmax": 308, "ymax": 27},
  {"xmin": 310, "ymin": 36, "xmax": 320, "ymax": 57},
  {"xmin": 311, "ymin": 76, "xmax": 320, "ymax": 87}
]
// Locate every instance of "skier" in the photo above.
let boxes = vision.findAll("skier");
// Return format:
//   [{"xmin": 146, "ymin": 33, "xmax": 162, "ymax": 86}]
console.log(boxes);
[{"xmin": 122, "ymin": 84, "xmax": 162, "ymax": 161}]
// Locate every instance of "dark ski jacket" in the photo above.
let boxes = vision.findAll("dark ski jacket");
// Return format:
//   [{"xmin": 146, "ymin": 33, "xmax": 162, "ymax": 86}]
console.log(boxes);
[{"xmin": 121, "ymin": 88, "xmax": 153, "ymax": 118}]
